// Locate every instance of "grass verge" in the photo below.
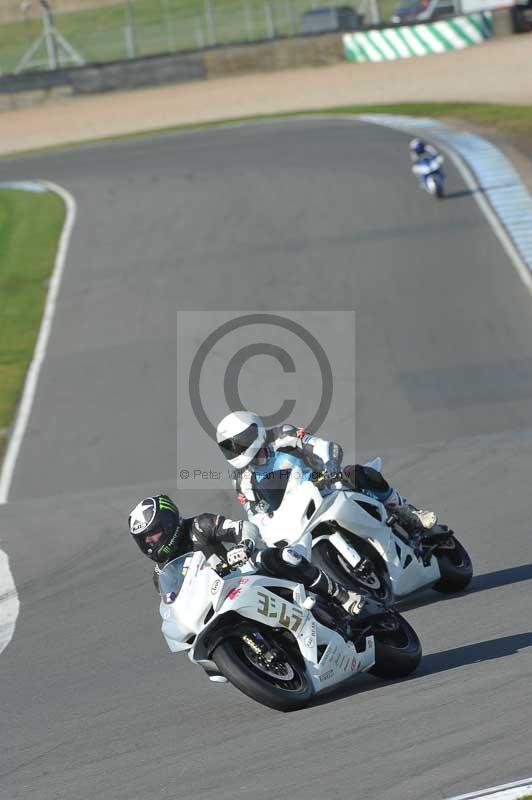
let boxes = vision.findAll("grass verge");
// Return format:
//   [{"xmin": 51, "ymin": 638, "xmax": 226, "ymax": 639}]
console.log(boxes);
[
  {"xmin": 325, "ymin": 102, "xmax": 532, "ymax": 141},
  {"xmin": 8, "ymin": 103, "xmax": 532, "ymax": 160},
  {"xmin": 0, "ymin": 188, "xmax": 65, "ymax": 462}
]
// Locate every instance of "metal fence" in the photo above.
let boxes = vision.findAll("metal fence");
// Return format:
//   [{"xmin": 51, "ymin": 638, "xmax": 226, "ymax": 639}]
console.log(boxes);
[{"xmin": 0, "ymin": 0, "xmax": 398, "ymax": 75}]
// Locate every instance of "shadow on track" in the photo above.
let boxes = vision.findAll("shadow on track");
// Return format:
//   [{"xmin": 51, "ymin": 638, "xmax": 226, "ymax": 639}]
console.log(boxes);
[
  {"xmin": 306, "ymin": 564, "xmax": 532, "ymax": 710},
  {"xmin": 443, "ymin": 188, "xmax": 477, "ymax": 200},
  {"xmin": 308, "ymin": 629, "xmax": 532, "ymax": 711},
  {"xmin": 398, "ymin": 562, "xmax": 532, "ymax": 613},
  {"xmin": 419, "ymin": 630, "xmax": 532, "ymax": 676}
]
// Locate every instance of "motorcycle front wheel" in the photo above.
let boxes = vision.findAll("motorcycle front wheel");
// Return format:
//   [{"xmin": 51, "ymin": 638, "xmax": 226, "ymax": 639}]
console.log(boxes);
[
  {"xmin": 313, "ymin": 538, "xmax": 393, "ymax": 603},
  {"xmin": 369, "ymin": 612, "xmax": 422, "ymax": 679},
  {"xmin": 212, "ymin": 625, "xmax": 313, "ymax": 711}
]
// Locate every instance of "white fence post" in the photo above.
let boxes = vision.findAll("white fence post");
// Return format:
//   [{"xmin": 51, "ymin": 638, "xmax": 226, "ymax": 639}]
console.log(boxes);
[
  {"xmin": 194, "ymin": 16, "xmax": 205, "ymax": 48},
  {"xmin": 124, "ymin": 0, "xmax": 138, "ymax": 56},
  {"xmin": 243, "ymin": 0, "xmax": 254, "ymax": 40},
  {"xmin": 204, "ymin": 0, "xmax": 217, "ymax": 45},
  {"xmin": 161, "ymin": 0, "xmax": 177, "ymax": 51},
  {"xmin": 264, "ymin": 0, "xmax": 275, "ymax": 37},
  {"xmin": 286, "ymin": 0, "xmax": 296, "ymax": 34},
  {"xmin": 370, "ymin": 0, "xmax": 380, "ymax": 24}
]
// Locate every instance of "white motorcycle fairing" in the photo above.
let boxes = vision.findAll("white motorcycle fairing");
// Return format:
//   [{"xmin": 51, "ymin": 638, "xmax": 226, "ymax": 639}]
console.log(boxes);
[
  {"xmin": 253, "ymin": 465, "xmax": 441, "ymax": 599},
  {"xmin": 158, "ymin": 551, "xmax": 375, "ymax": 695},
  {"xmin": 412, "ymin": 155, "xmax": 445, "ymax": 196}
]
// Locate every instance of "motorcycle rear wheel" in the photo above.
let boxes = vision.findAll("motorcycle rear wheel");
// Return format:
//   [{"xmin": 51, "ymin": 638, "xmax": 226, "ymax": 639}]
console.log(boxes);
[
  {"xmin": 212, "ymin": 625, "xmax": 313, "ymax": 711},
  {"xmin": 369, "ymin": 612, "xmax": 421, "ymax": 679},
  {"xmin": 433, "ymin": 535, "xmax": 473, "ymax": 594}
]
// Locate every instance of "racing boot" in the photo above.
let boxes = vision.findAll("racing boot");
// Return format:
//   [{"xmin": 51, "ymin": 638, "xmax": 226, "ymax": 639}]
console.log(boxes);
[
  {"xmin": 279, "ymin": 546, "xmax": 365, "ymax": 615},
  {"xmin": 385, "ymin": 488, "xmax": 438, "ymax": 538},
  {"xmin": 307, "ymin": 568, "xmax": 365, "ymax": 616}
]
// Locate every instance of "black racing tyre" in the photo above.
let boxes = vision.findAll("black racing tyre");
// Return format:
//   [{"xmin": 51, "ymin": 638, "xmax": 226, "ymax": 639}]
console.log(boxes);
[
  {"xmin": 433, "ymin": 536, "xmax": 473, "ymax": 594},
  {"xmin": 369, "ymin": 612, "xmax": 422, "ymax": 679},
  {"xmin": 312, "ymin": 538, "xmax": 393, "ymax": 603},
  {"xmin": 211, "ymin": 626, "xmax": 313, "ymax": 712}
]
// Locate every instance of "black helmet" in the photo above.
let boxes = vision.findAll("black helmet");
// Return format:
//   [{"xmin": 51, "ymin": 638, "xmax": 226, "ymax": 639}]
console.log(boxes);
[{"xmin": 128, "ymin": 494, "xmax": 185, "ymax": 564}]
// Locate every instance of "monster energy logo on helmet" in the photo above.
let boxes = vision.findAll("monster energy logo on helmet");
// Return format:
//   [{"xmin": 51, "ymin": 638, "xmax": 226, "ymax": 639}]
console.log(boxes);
[
  {"xmin": 158, "ymin": 495, "xmax": 178, "ymax": 513},
  {"xmin": 156, "ymin": 495, "xmax": 182, "ymax": 551}
]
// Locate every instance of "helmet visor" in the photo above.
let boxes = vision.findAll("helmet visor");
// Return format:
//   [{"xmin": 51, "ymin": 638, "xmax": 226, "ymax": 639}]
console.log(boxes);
[
  {"xmin": 218, "ymin": 423, "xmax": 258, "ymax": 459},
  {"xmin": 134, "ymin": 527, "xmax": 164, "ymax": 557}
]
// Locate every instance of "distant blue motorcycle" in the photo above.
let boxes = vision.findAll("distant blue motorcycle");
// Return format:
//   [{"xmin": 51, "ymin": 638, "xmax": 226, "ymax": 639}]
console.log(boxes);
[{"xmin": 412, "ymin": 155, "xmax": 445, "ymax": 199}]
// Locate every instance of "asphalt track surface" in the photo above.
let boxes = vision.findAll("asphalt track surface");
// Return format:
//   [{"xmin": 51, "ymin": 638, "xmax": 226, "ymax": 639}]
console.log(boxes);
[{"xmin": 1, "ymin": 119, "xmax": 532, "ymax": 800}]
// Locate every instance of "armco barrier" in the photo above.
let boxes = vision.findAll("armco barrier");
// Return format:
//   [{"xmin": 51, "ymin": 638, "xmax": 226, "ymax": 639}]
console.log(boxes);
[
  {"xmin": 343, "ymin": 12, "xmax": 493, "ymax": 62},
  {"xmin": 0, "ymin": 49, "xmax": 206, "ymax": 110}
]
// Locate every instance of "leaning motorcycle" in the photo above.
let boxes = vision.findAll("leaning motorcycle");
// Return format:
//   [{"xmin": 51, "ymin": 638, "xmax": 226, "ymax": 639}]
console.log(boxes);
[
  {"xmin": 158, "ymin": 547, "xmax": 421, "ymax": 711},
  {"xmin": 252, "ymin": 459, "xmax": 473, "ymax": 604},
  {"xmin": 413, "ymin": 155, "xmax": 445, "ymax": 198}
]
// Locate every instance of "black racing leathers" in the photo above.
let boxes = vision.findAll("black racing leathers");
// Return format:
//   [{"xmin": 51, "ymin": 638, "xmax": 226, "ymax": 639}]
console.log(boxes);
[
  {"xmin": 154, "ymin": 513, "xmax": 258, "ymax": 578},
  {"xmin": 153, "ymin": 512, "xmax": 343, "ymax": 605}
]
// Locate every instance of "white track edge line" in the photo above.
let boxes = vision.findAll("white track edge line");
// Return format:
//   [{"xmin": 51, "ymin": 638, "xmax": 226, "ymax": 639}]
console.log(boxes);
[
  {"xmin": 446, "ymin": 774, "xmax": 532, "ymax": 799},
  {"xmin": 431, "ymin": 144, "xmax": 532, "ymax": 297},
  {"xmin": 0, "ymin": 180, "xmax": 77, "ymax": 505}
]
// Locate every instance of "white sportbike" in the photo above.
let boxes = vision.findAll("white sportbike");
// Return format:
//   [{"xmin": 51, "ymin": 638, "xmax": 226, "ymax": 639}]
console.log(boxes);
[
  {"xmin": 252, "ymin": 459, "xmax": 473, "ymax": 603},
  {"xmin": 158, "ymin": 545, "xmax": 421, "ymax": 711}
]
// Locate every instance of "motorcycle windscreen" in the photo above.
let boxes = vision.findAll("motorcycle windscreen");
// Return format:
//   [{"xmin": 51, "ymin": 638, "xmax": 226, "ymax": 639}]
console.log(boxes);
[{"xmin": 157, "ymin": 552, "xmax": 194, "ymax": 601}]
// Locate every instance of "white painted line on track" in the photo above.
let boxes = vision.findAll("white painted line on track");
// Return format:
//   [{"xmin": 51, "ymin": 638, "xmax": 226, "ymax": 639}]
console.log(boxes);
[
  {"xmin": 447, "ymin": 775, "xmax": 532, "ymax": 799},
  {"xmin": 0, "ymin": 550, "xmax": 19, "ymax": 656},
  {"xmin": 435, "ymin": 143, "xmax": 532, "ymax": 297},
  {"xmin": 0, "ymin": 180, "xmax": 76, "ymax": 655},
  {"xmin": 0, "ymin": 181, "xmax": 76, "ymax": 504}
]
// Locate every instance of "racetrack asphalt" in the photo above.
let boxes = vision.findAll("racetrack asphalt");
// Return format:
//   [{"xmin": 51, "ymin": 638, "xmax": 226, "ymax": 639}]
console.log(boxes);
[{"xmin": 1, "ymin": 118, "xmax": 532, "ymax": 800}]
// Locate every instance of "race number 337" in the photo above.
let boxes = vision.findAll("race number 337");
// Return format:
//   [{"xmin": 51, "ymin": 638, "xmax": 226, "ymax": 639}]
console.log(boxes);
[{"xmin": 256, "ymin": 591, "xmax": 303, "ymax": 632}]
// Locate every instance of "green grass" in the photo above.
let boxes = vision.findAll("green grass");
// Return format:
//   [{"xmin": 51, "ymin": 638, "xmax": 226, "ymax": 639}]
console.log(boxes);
[
  {"xmin": 325, "ymin": 102, "xmax": 532, "ymax": 141},
  {"xmin": 0, "ymin": 188, "xmax": 65, "ymax": 459},
  {"xmin": 0, "ymin": 0, "xmax": 375, "ymax": 73}
]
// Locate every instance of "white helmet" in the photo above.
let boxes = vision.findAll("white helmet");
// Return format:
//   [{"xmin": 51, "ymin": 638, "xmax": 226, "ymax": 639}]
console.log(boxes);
[{"xmin": 216, "ymin": 410, "xmax": 266, "ymax": 469}]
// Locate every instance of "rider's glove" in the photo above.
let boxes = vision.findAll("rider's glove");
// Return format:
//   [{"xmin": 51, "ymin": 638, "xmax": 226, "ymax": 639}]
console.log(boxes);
[
  {"xmin": 227, "ymin": 539, "xmax": 255, "ymax": 567},
  {"xmin": 323, "ymin": 460, "xmax": 341, "ymax": 483}
]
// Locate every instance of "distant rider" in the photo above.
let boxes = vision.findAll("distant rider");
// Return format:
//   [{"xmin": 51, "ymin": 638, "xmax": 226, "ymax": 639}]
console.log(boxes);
[
  {"xmin": 128, "ymin": 493, "xmax": 365, "ymax": 614},
  {"xmin": 409, "ymin": 137, "xmax": 440, "ymax": 162},
  {"xmin": 409, "ymin": 137, "xmax": 443, "ymax": 178},
  {"xmin": 216, "ymin": 410, "xmax": 438, "ymax": 537}
]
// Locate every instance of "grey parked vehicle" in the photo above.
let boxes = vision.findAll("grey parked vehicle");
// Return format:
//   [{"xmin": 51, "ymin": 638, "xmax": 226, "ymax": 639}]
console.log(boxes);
[{"xmin": 299, "ymin": 5, "xmax": 363, "ymax": 34}]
